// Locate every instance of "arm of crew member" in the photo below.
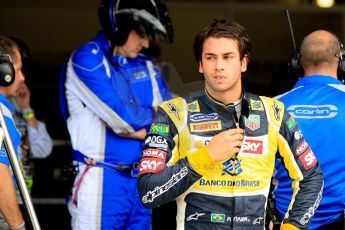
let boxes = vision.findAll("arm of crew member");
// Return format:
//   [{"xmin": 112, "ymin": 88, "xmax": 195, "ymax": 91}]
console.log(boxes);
[
  {"xmin": 26, "ymin": 121, "xmax": 53, "ymax": 158},
  {"xmin": 68, "ymin": 57, "xmax": 156, "ymax": 135},
  {"xmin": 0, "ymin": 164, "xmax": 24, "ymax": 228},
  {"xmin": 117, "ymin": 128, "xmax": 147, "ymax": 140}
]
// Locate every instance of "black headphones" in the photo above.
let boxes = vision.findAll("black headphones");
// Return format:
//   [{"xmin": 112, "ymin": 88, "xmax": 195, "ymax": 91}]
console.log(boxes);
[
  {"xmin": 288, "ymin": 52, "xmax": 302, "ymax": 76},
  {"xmin": 98, "ymin": 0, "xmax": 173, "ymax": 47},
  {"xmin": 98, "ymin": 0, "xmax": 127, "ymax": 46},
  {"xmin": 338, "ymin": 43, "xmax": 345, "ymax": 72},
  {"xmin": 288, "ymin": 40, "xmax": 345, "ymax": 80},
  {"xmin": 0, "ymin": 48, "xmax": 15, "ymax": 87}
]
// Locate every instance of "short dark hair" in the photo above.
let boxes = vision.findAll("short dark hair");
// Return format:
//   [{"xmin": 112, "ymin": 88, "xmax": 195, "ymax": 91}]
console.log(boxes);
[
  {"xmin": 0, "ymin": 35, "xmax": 18, "ymax": 64},
  {"xmin": 193, "ymin": 19, "xmax": 251, "ymax": 63}
]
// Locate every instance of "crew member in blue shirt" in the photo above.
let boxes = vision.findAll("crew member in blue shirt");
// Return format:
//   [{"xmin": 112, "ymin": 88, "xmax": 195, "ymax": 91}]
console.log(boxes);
[
  {"xmin": 274, "ymin": 30, "xmax": 345, "ymax": 230},
  {"xmin": 0, "ymin": 35, "xmax": 26, "ymax": 230}
]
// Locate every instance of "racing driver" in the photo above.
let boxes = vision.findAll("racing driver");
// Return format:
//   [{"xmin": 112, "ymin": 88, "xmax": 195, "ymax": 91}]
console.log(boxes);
[{"xmin": 137, "ymin": 19, "xmax": 324, "ymax": 230}]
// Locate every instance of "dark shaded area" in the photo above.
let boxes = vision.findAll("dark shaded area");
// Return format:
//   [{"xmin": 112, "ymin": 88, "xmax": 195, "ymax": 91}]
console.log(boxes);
[
  {"xmin": 17, "ymin": 54, "xmax": 73, "ymax": 229},
  {"xmin": 27, "ymin": 55, "xmax": 70, "ymax": 140},
  {"xmin": 152, "ymin": 201, "xmax": 177, "ymax": 230},
  {"xmin": 20, "ymin": 203, "xmax": 71, "ymax": 230}
]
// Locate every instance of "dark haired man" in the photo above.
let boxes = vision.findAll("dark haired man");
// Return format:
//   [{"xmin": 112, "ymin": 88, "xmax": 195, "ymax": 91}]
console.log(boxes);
[{"xmin": 137, "ymin": 19, "xmax": 323, "ymax": 229}]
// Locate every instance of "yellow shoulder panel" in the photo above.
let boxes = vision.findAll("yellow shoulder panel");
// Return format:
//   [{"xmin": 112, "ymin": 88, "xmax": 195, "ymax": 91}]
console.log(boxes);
[
  {"xmin": 159, "ymin": 97, "xmax": 186, "ymax": 127},
  {"xmin": 261, "ymin": 96, "xmax": 285, "ymax": 129},
  {"xmin": 159, "ymin": 97, "xmax": 192, "ymax": 162}
]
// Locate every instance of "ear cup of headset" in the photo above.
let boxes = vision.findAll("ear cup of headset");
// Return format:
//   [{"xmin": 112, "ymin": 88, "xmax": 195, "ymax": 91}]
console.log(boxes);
[
  {"xmin": 336, "ymin": 42, "xmax": 345, "ymax": 83},
  {"xmin": 99, "ymin": 0, "xmax": 173, "ymax": 46},
  {"xmin": 338, "ymin": 48, "xmax": 345, "ymax": 73},
  {"xmin": 0, "ymin": 59, "xmax": 15, "ymax": 87},
  {"xmin": 288, "ymin": 52, "xmax": 303, "ymax": 83},
  {"xmin": 286, "ymin": 52, "xmax": 303, "ymax": 90},
  {"xmin": 339, "ymin": 55, "xmax": 345, "ymax": 73},
  {"xmin": 288, "ymin": 52, "xmax": 302, "ymax": 74},
  {"xmin": 98, "ymin": 0, "xmax": 130, "ymax": 46},
  {"xmin": 337, "ymin": 55, "xmax": 345, "ymax": 83}
]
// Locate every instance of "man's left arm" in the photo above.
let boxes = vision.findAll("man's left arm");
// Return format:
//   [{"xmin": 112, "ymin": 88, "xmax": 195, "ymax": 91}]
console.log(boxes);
[
  {"xmin": 277, "ymin": 109, "xmax": 323, "ymax": 229},
  {"xmin": 114, "ymin": 59, "xmax": 172, "ymax": 141},
  {"xmin": 0, "ymin": 163, "xmax": 24, "ymax": 229},
  {"xmin": 26, "ymin": 121, "xmax": 53, "ymax": 158}
]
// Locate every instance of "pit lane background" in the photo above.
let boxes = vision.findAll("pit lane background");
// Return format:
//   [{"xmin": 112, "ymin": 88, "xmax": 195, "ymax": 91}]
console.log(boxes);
[{"xmin": 0, "ymin": 0, "xmax": 344, "ymax": 229}]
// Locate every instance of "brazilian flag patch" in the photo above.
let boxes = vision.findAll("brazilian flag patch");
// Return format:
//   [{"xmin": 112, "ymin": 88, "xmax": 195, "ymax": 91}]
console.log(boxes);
[
  {"xmin": 210, "ymin": 213, "xmax": 225, "ymax": 223},
  {"xmin": 149, "ymin": 123, "xmax": 169, "ymax": 135}
]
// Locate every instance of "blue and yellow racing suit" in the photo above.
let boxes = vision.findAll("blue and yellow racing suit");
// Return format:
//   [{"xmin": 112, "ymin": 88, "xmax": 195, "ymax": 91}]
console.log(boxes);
[{"xmin": 137, "ymin": 90, "xmax": 323, "ymax": 230}]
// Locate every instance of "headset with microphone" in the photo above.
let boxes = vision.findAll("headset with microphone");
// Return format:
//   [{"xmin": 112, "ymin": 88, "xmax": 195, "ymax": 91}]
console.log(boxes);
[
  {"xmin": 0, "ymin": 48, "xmax": 15, "ymax": 87},
  {"xmin": 286, "ymin": 9, "xmax": 302, "ymax": 77},
  {"xmin": 286, "ymin": 9, "xmax": 345, "ymax": 82},
  {"xmin": 98, "ymin": 0, "xmax": 173, "ymax": 47},
  {"xmin": 337, "ymin": 43, "xmax": 345, "ymax": 81}
]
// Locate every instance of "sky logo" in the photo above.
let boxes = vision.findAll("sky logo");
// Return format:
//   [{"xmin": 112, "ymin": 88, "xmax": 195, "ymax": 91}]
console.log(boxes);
[{"xmin": 287, "ymin": 104, "xmax": 338, "ymax": 119}]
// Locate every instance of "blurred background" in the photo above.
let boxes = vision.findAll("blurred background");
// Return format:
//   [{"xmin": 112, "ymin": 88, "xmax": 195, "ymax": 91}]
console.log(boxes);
[{"xmin": 1, "ymin": 0, "xmax": 345, "ymax": 229}]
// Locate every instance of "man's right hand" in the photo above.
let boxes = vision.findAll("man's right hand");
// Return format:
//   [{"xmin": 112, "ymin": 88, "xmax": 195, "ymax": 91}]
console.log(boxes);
[
  {"xmin": 206, "ymin": 128, "xmax": 244, "ymax": 162},
  {"xmin": 15, "ymin": 82, "xmax": 31, "ymax": 110}
]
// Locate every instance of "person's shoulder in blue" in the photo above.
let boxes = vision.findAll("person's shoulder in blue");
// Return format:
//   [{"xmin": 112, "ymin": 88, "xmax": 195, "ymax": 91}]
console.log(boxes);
[
  {"xmin": 0, "ymin": 93, "xmax": 22, "ymax": 166},
  {"xmin": 72, "ymin": 31, "xmax": 111, "ymax": 70}
]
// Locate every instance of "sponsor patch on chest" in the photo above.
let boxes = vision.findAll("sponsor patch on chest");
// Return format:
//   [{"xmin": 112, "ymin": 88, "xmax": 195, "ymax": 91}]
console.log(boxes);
[
  {"xmin": 189, "ymin": 112, "xmax": 219, "ymax": 122},
  {"xmin": 241, "ymin": 139, "xmax": 263, "ymax": 154},
  {"xmin": 187, "ymin": 100, "xmax": 200, "ymax": 112},
  {"xmin": 244, "ymin": 114, "xmax": 260, "ymax": 131},
  {"xmin": 190, "ymin": 121, "xmax": 222, "ymax": 132},
  {"xmin": 239, "ymin": 136, "xmax": 268, "ymax": 156}
]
